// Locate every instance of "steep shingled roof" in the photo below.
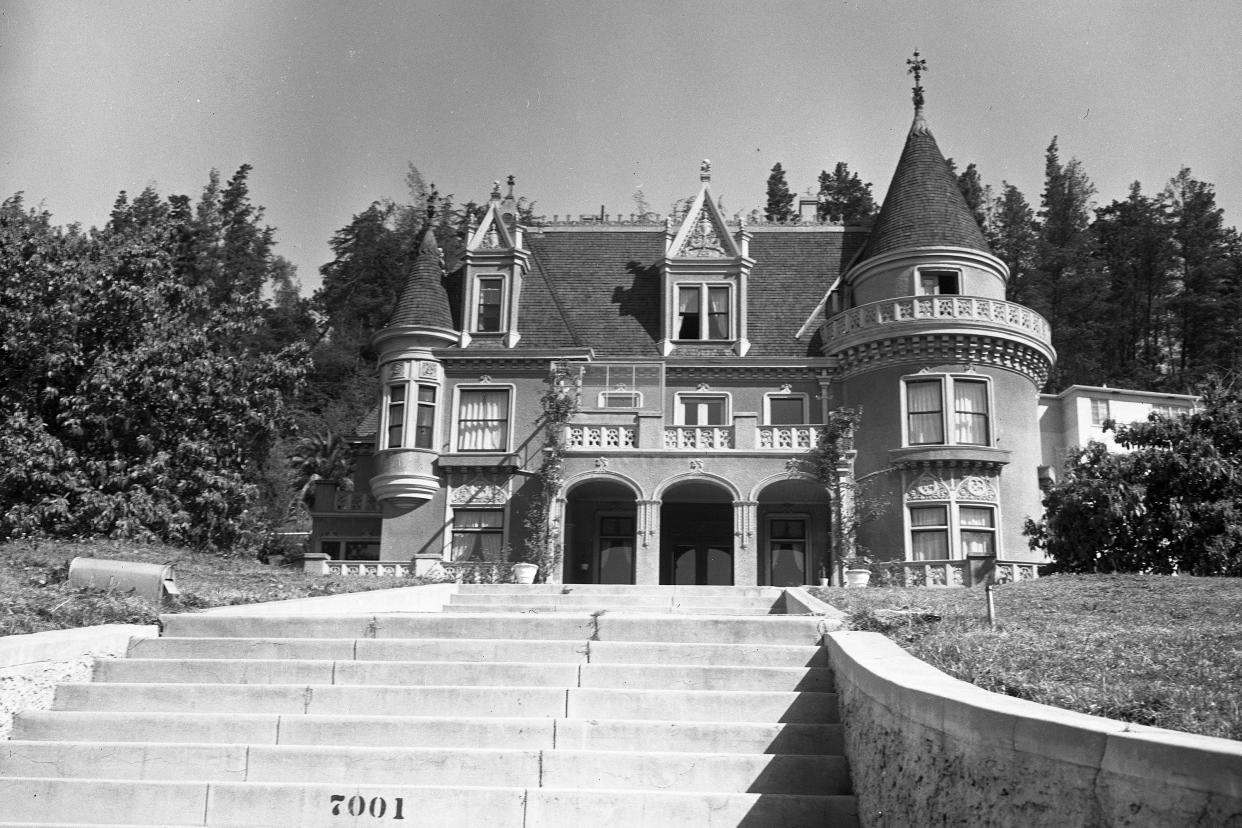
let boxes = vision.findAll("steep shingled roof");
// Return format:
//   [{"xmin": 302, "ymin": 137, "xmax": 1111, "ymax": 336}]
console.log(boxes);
[
  {"xmin": 854, "ymin": 113, "xmax": 991, "ymax": 266},
  {"xmin": 385, "ymin": 227, "xmax": 453, "ymax": 330},
  {"xmin": 454, "ymin": 228, "xmax": 864, "ymax": 358}
]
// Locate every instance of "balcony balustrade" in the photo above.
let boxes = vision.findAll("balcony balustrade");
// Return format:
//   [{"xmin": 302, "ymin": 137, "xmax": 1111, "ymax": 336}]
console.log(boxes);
[
  {"xmin": 757, "ymin": 425, "xmax": 817, "ymax": 450},
  {"xmin": 663, "ymin": 426, "xmax": 734, "ymax": 450},
  {"xmin": 870, "ymin": 558, "xmax": 1041, "ymax": 587},
  {"xmin": 825, "ymin": 296, "xmax": 1053, "ymax": 347}
]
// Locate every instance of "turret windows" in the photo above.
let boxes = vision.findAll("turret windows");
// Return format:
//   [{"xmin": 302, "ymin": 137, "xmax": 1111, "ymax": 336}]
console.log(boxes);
[
  {"xmin": 475, "ymin": 276, "xmax": 504, "ymax": 332},
  {"xmin": 386, "ymin": 385, "xmax": 406, "ymax": 449},
  {"xmin": 414, "ymin": 385, "xmax": 437, "ymax": 449},
  {"xmin": 918, "ymin": 269, "xmax": 960, "ymax": 296},
  {"xmin": 677, "ymin": 284, "xmax": 731, "ymax": 340},
  {"xmin": 904, "ymin": 375, "xmax": 991, "ymax": 446},
  {"xmin": 385, "ymin": 383, "xmax": 438, "ymax": 450}
]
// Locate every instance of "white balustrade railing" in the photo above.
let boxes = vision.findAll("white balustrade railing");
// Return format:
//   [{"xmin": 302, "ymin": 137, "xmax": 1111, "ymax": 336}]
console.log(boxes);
[
  {"xmin": 565, "ymin": 424, "xmax": 637, "ymax": 449},
  {"xmin": 871, "ymin": 558, "xmax": 1041, "ymax": 587},
  {"xmin": 757, "ymin": 425, "xmax": 817, "ymax": 450},
  {"xmin": 825, "ymin": 296, "xmax": 1052, "ymax": 344},
  {"xmin": 663, "ymin": 426, "xmax": 734, "ymax": 450},
  {"xmin": 325, "ymin": 561, "xmax": 411, "ymax": 577},
  {"xmin": 332, "ymin": 492, "xmax": 380, "ymax": 512}
]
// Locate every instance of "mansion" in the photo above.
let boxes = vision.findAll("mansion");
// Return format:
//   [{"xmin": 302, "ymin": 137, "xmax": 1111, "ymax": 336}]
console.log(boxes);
[{"xmin": 307, "ymin": 92, "xmax": 1195, "ymax": 587}]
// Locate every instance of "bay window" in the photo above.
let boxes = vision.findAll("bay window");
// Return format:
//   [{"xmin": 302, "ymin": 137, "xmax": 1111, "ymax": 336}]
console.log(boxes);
[
  {"xmin": 386, "ymin": 384, "xmax": 406, "ymax": 448},
  {"xmin": 414, "ymin": 385, "xmax": 437, "ymax": 449},
  {"xmin": 910, "ymin": 506, "xmax": 949, "ymax": 560},
  {"xmin": 456, "ymin": 387, "xmax": 511, "ymax": 452},
  {"xmin": 909, "ymin": 504, "xmax": 997, "ymax": 560},
  {"xmin": 905, "ymin": 375, "xmax": 991, "ymax": 446}
]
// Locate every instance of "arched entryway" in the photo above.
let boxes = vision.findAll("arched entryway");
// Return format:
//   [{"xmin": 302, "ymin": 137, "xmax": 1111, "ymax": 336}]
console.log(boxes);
[
  {"xmin": 563, "ymin": 478, "xmax": 639, "ymax": 584},
  {"xmin": 755, "ymin": 477, "xmax": 832, "ymax": 586},
  {"xmin": 660, "ymin": 480, "xmax": 734, "ymax": 585}
]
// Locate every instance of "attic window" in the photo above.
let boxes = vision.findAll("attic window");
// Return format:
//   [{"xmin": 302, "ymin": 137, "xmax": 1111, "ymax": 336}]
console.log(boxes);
[
  {"xmin": 918, "ymin": 269, "xmax": 959, "ymax": 296},
  {"xmin": 475, "ymin": 276, "xmax": 504, "ymax": 332}
]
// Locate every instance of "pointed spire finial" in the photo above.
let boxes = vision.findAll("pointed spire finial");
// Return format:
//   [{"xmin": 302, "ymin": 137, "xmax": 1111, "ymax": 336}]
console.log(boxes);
[
  {"xmin": 506, "ymin": 174, "xmax": 516, "ymax": 197},
  {"xmin": 907, "ymin": 50, "xmax": 928, "ymax": 110},
  {"xmin": 491, "ymin": 180, "xmax": 502, "ymax": 201},
  {"xmin": 700, "ymin": 159, "xmax": 711, "ymax": 183},
  {"xmin": 426, "ymin": 185, "xmax": 438, "ymax": 222}
]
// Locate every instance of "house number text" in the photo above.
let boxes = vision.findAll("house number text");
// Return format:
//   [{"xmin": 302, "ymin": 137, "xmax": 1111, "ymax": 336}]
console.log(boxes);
[{"xmin": 329, "ymin": 795, "xmax": 405, "ymax": 820}]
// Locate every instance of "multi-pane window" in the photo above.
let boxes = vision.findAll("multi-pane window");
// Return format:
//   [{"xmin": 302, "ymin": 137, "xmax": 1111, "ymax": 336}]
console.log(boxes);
[
  {"xmin": 1090, "ymin": 398, "xmax": 1111, "ymax": 426},
  {"xmin": 414, "ymin": 385, "xmax": 436, "ymax": 449},
  {"xmin": 599, "ymin": 391, "xmax": 642, "ymax": 409},
  {"xmin": 909, "ymin": 504, "xmax": 997, "ymax": 560},
  {"xmin": 678, "ymin": 395, "xmax": 728, "ymax": 426},
  {"xmin": 767, "ymin": 395, "xmax": 806, "ymax": 425},
  {"xmin": 910, "ymin": 506, "xmax": 949, "ymax": 560},
  {"xmin": 768, "ymin": 517, "xmax": 808, "ymax": 586},
  {"xmin": 597, "ymin": 514, "xmax": 635, "ymax": 584},
  {"xmin": 918, "ymin": 269, "xmax": 960, "ymax": 295},
  {"xmin": 476, "ymin": 276, "xmax": 503, "ymax": 332},
  {"xmin": 450, "ymin": 509, "xmax": 504, "ymax": 561},
  {"xmin": 676, "ymin": 284, "xmax": 731, "ymax": 340},
  {"xmin": 386, "ymin": 385, "xmax": 406, "ymax": 448},
  {"xmin": 905, "ymin": 376, "xmax": 990, "ymax": 446},
  {"xmin": 457, "ymin": 388, "xmax": 510, "ymax": 451},
  {"xmin": 959, "ymin": 507, "xmax": 996, "ymax": 557}
]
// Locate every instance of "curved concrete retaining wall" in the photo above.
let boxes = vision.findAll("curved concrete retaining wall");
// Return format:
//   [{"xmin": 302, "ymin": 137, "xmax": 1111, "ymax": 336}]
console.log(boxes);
[
  {"xmin": 1, "ymin": 624, "xmax": 158, "ymax": 740},
  {"xmin": 825, "ymin": 631, "xmax": 1242, "ymax": 827}
]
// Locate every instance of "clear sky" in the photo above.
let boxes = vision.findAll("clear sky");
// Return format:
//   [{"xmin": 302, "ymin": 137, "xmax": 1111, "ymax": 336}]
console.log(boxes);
[{"xmin": 3, "ymin": 1, "xmax": 1240, "ymax": 294}]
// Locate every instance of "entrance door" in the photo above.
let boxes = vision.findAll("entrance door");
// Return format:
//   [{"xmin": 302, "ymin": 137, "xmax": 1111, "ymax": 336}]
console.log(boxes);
[{"xmin": 660, "ymin": 502, "xmax": 733, "ymax": 585}]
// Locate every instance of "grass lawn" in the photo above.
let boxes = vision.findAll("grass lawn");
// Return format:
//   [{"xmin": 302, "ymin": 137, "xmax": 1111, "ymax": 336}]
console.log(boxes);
[
  {"xmin": 811, "ymin": 574, "xmax": 1242, "ymax": 741},
  {"xmin": 0, "ymin": 538, "xmax": 418, "ymax": 637}
]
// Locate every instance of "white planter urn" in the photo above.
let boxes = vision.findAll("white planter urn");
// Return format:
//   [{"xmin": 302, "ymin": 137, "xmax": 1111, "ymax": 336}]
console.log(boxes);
[
  {"xmin": 512, "ymin": 563, "xmax": 538, "ymax": 584},
  {"xmin": 844, "ymin": 568, "xmax": 872, "ymax": 588}
]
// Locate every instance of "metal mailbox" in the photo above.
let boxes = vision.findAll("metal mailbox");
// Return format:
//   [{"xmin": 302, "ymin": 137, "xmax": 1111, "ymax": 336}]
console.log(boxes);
[{"xmin": 67, "ymin": 557, "xmax": 181, "ymax": 604}]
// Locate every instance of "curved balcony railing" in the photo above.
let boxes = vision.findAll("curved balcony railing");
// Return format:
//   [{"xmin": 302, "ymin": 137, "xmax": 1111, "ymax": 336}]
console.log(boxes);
[{"xmin": 824, "ymin": 296, "xmax": 1052, "ymax": 347}]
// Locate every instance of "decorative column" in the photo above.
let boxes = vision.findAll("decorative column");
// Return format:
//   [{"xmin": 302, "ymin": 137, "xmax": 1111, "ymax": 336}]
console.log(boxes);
[
  {"xmin": 733, "ymin": 500, "xmax": 758, "ymax": 586},
  {"xmin": 547, "ymin": 494, "xmax": 567, "ymax": 584},
  {"xmin": 831, "ymin": 450, "xmax": 858, "ymax": 586},
  {"xmin": 635, "ymin": 499, "xmax": 661, "ymax": 585}
]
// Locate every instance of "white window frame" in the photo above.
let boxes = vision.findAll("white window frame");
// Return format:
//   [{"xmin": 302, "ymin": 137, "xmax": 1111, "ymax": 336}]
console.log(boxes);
[
  {"xmin": 597, "ymin": 390, "xmax": 643, "ymax": 409},
  {"xmin": 675, "ymin": 392, "xmax": 731, "ymax": 426},
  {"xmin": 906, "ymin": 503, "xmax": 999, "ymax": 561},
  {"xmin": 763, "ymin": 392, "xmax": 809, "ymax": 426},
  {"xmin": 451, "ymin": 383, "xmax": 515, "ymax": 453},
  {"xmin": 1090, "ymin": 397, "xmax": 1111, "ymax": 426},
  {"xmin": 674, "ymin": 282, "xmax": 733, "ymax": 341},
  {"xmin": 916, "ymin": 267, "xmax": 962, "ymax": 296},
  {"xmin": 450, "ymin": 507, "xmax": 506, "ymax": 562},
  {"xmin": 383, "ymin": 381, "xmax": 408, "ymax": 449},
  {"xmin": 471, "ymin": 273, "xmax": 507, "ymax": 333},
  {"xmin": 901, "ymin": 374, "xmax": 993, "ymax": 447},
  {"xmin": 766, "ymin": 513, "xmax": 810, "ymax": 586},
  {"xmin": 381, "ymin": 380, "xmax": 439, "ymax": 450}
]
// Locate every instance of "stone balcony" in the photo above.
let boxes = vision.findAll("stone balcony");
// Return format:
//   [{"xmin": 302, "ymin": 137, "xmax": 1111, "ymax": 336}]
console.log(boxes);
[
  {"xmin": 564, "ymin": 420, "xmax": 820, "ymax": 453},
  {"xmin": 824, "ymin": 296, "xmax": 1054, "ymax": 354}
]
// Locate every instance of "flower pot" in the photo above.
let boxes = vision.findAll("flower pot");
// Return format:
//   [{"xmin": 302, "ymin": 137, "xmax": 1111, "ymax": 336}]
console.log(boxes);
[
  {"xmin": 818, "ymin": 577, "xmax": 831, "ymax": 588},
  {"xmin": 511, "ymin": 562, "xmax": 538, "ymax": 584},
  {"xmin": 844, "ymin": 568, "xmax": 871, "ymax": 588}
]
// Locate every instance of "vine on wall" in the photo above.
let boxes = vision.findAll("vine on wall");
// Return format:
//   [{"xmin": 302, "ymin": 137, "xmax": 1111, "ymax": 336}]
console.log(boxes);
[{"xmin": 521, "ymin": 364, "xmax": 580, "ymax": 581}]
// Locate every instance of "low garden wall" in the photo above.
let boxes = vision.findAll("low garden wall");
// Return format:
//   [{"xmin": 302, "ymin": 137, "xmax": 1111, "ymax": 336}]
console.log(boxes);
[{"xmin": 826, "ymin": 631, "xmax": 1242, "ymax": 827}]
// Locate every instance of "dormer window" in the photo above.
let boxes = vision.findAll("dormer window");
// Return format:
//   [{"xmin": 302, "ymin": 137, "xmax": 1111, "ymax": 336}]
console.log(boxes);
[
  {"xmin": 474, "ymin": 276, "xmax": 504, "ymax": 332},
  {"xmin": 918, "ymin": 269, "xmax": 960, "ymax": 296},
  {"xmin": 677, "ymin": 284, "xmax": 731, "ymax": 340}
]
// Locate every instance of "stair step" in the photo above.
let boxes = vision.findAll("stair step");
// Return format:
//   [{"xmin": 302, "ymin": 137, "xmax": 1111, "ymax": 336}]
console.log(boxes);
[
  {"xmin": 159, "ymin": 612, "xmax": 835, "ymax": 644},
  {"xmin": 445, "ymin": 592, "xmax": 779, "ymax": 608},
  {"xmin": 53, "ymin": 682, "xmax": 839, "ymax": 723},
  {"xmin": 443, "ymin": 603, "xmax": 781, "ymax": 615},
  {"xmin": 456, "ymin": 584, "xmax": 784, "ymax": 598},
  {"xmin": 93, "ymin": 658, "xmax": 833, "ymax": 691},
  {"xmin": 0, "ymin": 741, "xmax": 850, "ymax": 794},
  {"xmin": 14, "ymin": 711, "xmax": 846, "ymax": 754},
  {"xmin": 128, "ymin": 636, "xmax": 827, "ymax": 667},
  {"xmin": 0, "ymin": 778, "xmax": 859, "ymax": 827}
]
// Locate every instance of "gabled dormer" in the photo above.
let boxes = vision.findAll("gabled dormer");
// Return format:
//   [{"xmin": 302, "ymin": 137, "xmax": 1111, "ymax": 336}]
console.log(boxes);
[
  {"xmin": 461, "ymin": 176, "xmax": 532, "ymax": 349},
  {"xmin": 660, "ymin": 161, "xmax": 755, "ymax": 357}
]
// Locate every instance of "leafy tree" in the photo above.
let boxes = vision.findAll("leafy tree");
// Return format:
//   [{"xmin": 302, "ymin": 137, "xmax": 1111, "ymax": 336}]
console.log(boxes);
[
  {"xmin": 764, "ymin": 163, "xmax": 794, "ymax": 223},
  {"xmin": 1028, "ymin": 377, "xmax": 1242, "ymax": 576},
  {"xmin": 816, "ymin": 162, "xmax": 876, "ymax": 225},
  {"xmin": 0, "ymin": 185, "xmax": 308, "ymax": 549},
  {"xmin": 945, "ymin": 158, "xmax": 987, "ymax": 228}
]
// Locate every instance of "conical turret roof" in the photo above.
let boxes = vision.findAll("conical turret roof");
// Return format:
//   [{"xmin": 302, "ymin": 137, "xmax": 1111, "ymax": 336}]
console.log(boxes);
[
  {"xmin": 854, "ymin": 110, "xmax": 990, "ymax": 265},
  {"xmin": 386, "ymin": 226, "xmax": 454, "ymax": 330}
]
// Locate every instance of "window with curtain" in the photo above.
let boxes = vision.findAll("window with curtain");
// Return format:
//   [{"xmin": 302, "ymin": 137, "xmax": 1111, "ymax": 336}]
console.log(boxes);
[
  {"xmin": 414, "ymin": 384, "xmax": 436, "ymax": 449},
  {"xmin": 676, "ymin": 284, "xmax": 731, "ymax": 340},
  {"xmin": 959, "ymin": 506, "xmax": 995, "ymax": 557},
  {"xmin": 1090, "ymin": 397, "xmax": 1110, "ymax": 426},
  {"xmin": 910, "ymin": 505, "xmax": 949, "ymax": 560},
  {"xmin": 953, "ymin": 380, "xmax": 989, "ymax": 445},
  {"xmin": 677, "ymin": 285, "xmax": 701, "ymax": 338},
  {"xmin": 386, "ymin": 384, "xmax": 406, "ymax": 448},
  {"xmin": 906, "ymin": 380, "xmax": 944, "ymax": 444},
  {"xmin": 450, "ymin": 509, "xmax": 504, "ymax": 561},
  {"xmin": 457, "ymin": 388, "xmax": 510, "ymax": 451},
  {"xmin": 476, "ymin": 276, "xmax": 503, "ymax": 332}
]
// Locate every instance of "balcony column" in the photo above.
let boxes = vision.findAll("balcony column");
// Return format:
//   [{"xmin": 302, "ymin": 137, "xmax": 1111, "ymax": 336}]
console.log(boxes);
[
  {"xmin": 635, "ymin": 499, "xmax": 661, "ymax": 584},
  {"xmin": 733, "ymin": 499, "xmax": 759, "ymax": 586}
]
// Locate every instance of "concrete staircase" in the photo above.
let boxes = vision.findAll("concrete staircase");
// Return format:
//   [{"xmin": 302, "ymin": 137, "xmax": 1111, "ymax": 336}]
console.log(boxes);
[{"xmin": 0, "ymin": 584, "xmax": 858, "ymax": 827}]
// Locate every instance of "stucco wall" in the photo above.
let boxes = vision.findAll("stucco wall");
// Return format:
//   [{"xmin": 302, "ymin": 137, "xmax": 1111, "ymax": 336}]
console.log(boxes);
[{"xmin": 826, "ymin": 631, "xmax": 1242, "ymax": 827}]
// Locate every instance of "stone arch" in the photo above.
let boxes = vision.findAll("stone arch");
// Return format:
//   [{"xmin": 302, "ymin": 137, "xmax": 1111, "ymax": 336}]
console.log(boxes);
[{"xmin": 752, "ymin": 474, "xmax": 834, "ymax": 587}]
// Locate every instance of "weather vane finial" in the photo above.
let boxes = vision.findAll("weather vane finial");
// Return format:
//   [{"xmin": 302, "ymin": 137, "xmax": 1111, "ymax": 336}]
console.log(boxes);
[
  {"xmin": 427, "ymin": 185, "xmax": 438, "ymax": 221},
  {"xmin": 907, "ymin": 50, "xmax": 928, "ymax": 110}
]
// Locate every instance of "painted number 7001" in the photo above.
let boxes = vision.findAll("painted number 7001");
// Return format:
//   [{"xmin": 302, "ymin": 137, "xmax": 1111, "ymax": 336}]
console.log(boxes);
[{"xmin": 329, "ymin": 795, "xmax": 406, "ymax": 820}]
